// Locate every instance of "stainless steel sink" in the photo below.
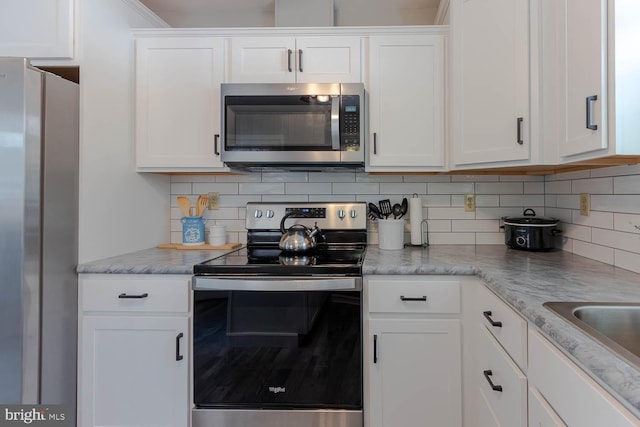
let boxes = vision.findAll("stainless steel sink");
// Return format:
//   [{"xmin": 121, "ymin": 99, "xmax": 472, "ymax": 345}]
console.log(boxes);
[{"xmin": 544, "ymin": 302, "xmax": 640, "ymax": 369}]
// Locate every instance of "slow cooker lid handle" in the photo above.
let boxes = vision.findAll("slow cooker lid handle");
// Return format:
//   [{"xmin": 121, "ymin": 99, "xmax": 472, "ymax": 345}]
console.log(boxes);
[{"xmin": 523, "ymin": 208, "xmax": 536, "ymax": 216}]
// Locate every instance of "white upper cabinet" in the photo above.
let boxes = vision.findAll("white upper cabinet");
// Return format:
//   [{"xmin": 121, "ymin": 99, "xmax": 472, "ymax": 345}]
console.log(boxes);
[
  {"xmin": 367, "ymin": 34, "xmax": 446, "ymax": 171},
  {"xmin": 0, "ymin": 0, "xmax": 74, "ymax": 59},
  {"xmin": 135, "ymin": 37, "xmax": 228, "ymax": 171},
  {"xmin": 451, "ymin": 0, "xmax": 535, "ymax": 167},
  {"xmin": 230, "ymin": 36, "xmax": 362, "ymax": 83},
  {"xmin": 543, "ymin": 0, "xmax": 640, "ymax": 162}
]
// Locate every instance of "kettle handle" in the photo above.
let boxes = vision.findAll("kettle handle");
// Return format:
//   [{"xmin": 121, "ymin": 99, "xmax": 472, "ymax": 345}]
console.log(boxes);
[{"xmin": 280, "ymin": 211, "xmax": 309, "ymax": 234}]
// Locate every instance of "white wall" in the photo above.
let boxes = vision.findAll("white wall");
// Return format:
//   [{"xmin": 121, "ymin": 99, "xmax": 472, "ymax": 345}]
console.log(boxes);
[
  {"xmin": 545, "ymin": 165, "xmax": 640, "ymax": 274},
  {"xmin": 79, "ymin": 0, "xmax": 169, "ymax": 262}
]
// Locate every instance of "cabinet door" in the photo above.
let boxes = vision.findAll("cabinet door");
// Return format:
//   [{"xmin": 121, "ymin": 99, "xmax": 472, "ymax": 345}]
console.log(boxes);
[
  {"xmin": 294, "ymin": 36, "xmax": 362, "ymax": 83},
  {"xmin": 368, "ymin": 35, "xmax": 445, "ymax": 170},
  {"xmin": 558, "ymin": 0, "xmax": 608, "ymax": 158},
  {"xmin": 79, "ymin": 316, "xmax": 189, "ymax": 427},
  {"xmin": 368, "ymin": 318, "xmax": 461, "ymax": 427},
  {"xmin": 0, "ymin": 0, "xmax": 73, "ymax": 59},
  {"xmin": 452, "ymin": 0, "xmax": 531, "ymax": 165},
  {"xmin": 230, "ymin": 37, "xmax": 296, "ymax": 83},
  {"xmin": 135, "ymin": 37, "xmax": 226, "ymax": 170},
  {"xmin": 529, "ymin": 387, "xmax": 567, "ymax": 427}
]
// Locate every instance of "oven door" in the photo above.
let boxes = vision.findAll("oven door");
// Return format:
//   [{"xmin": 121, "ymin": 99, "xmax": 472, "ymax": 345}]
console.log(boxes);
[{"xmin": 192, "ymin": 276, "xmax": 362, "ymax": 426}]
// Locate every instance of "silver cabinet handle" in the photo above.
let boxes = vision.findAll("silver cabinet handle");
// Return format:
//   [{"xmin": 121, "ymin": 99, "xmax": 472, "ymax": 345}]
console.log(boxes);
[
  {"xmin": 516, "ymin": 117, "xmax": 524, "ymax": 145},
  {"xmin": 586, "ymin": 95, "xmax": 598, "ymax": 130},
  {"xmin": 298, "ymin": 49, "xmax": 303, "ymax": 72},
  {"xmin": 287, "ymin": 49, "xmax": 293, "ymax": 72}
]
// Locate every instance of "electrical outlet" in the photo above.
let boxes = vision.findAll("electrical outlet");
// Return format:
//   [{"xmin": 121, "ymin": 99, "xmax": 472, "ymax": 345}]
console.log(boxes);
[
  {"xmin": 464, "ymin": 193, "xmax": 476, "ymax": 212},
  {"xmin": 207, "ymin": 192, "xmax": 219, "ymax": 210},
  {"xmin": 580, "ymin": 193, "xmax": 590, "ymax": 216}
]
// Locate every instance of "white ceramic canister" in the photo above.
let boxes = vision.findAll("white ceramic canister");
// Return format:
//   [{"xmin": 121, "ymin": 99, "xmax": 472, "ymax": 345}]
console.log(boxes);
[
  {"xmin": 377, "ymin": 219, "xmax": 405, "ymax": 250},
  {"xmin": 208, "ymin": 224, "xmax": 227, "ymax": 246}
]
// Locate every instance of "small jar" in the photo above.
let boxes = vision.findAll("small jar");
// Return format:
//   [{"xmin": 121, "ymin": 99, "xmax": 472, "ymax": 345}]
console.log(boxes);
[
  {"xmin": 208, "ymin": 224, "xmax": 227, "ymax": 246},
  {"xmin": 181, "ymin": 216, "xmax": 207, "ymax": 245}
]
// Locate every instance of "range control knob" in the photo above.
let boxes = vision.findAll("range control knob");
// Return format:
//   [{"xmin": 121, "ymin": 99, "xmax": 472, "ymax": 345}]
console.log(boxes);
[
  {"xmin": 350, "ymin": 209, "xmax": 358, "ymax": 219},
  {"xmin": 337, "ymin": 209, "xmax": 346, "ymax": 219},
  {"xmin": 266, "ymin": 209, "xmax": 274, "ymax": 218},
  {"xmin": 516, "ymin": 235, "xmax": 527, "ymax": 247},
  {"xmin": 254, "ymin": 210, "xmax": 263, "ymax": 218}
]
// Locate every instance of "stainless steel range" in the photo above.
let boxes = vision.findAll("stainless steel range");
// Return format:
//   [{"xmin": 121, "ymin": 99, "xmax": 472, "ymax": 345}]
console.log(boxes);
[{"xmin": 192, "ymin": 202, "xmax": 367, "ymax": 427}]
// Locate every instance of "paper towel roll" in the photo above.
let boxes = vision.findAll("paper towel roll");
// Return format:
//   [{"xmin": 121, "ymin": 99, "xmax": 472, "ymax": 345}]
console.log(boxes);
[{"xmin": 409, "ymin": 196, "xmax": 424, "ymax": 245}]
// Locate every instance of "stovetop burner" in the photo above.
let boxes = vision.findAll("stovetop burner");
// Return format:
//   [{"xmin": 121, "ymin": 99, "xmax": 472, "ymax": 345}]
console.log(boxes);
[{"xmin": 194, "ymin": 202, "xmax": 368, "ymax": 278}]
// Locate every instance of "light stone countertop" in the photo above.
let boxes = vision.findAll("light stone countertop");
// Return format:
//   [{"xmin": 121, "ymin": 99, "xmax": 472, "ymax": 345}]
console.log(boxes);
[{"xmin": 77, "ymin": 244, "xmax": 640, "ymax": 418}]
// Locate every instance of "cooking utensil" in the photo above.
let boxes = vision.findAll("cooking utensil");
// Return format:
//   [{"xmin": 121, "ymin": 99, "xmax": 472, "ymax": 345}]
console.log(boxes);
[
  {"xmin": 392, "ymin": 203, "xmax": 402, "ymax": 219},
  {"xmin": 196, "ymin": 195, "xmax": 208, "ymax": 217},
  {"xmin": 378, "ymin": 199, "xmax": 392, "ymax": 219},
  {"xmin": 279, "ymin": 212, "xmax": 321, "ymax": 252},
  {"xmin": 400, "ymin": 197, "xmax": 408, "ymax": 219},
  {"xmin": 177, "ymin": 196, "xmax": 191, "ymax": 217},
  {"xmin": 500, "ymin": 208, "xmax": 562, "ymax": 251},
  {"xmin": 368, "ymin": 203, "xmax": 382, "ymax": 220}
]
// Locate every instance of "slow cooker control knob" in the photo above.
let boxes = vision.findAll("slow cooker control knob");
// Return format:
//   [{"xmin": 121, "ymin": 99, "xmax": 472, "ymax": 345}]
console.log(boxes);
[{"xmin": 516, "ymin": 236, "xmax": 527, "ymax": 246}]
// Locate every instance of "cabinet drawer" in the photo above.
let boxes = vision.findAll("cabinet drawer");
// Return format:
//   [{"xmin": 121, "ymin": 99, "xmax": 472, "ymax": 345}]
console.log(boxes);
[
  {"xmin": 478, "ymin": 284, "xmax": 527, "ymax": 371},
  {"xmin": 367, "ymin": 277, "xmax": 460, "ymax": 314},
  {"xmin": 477, "ymin": 325, "xmax": 527, "ymax": 427},
  {"xmin": 80, "ymin": 275, "xmax": 190, "ymax": 313}
]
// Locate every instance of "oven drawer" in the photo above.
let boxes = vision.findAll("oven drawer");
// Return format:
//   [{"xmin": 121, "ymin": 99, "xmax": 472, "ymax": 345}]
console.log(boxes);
[
  {"xmin": 367, "ymin": 276, "xmax": 460, "ymax": 314},
  {"xmin": 80, "ymin": 275, "xmax": 190, "ymax": 313}
]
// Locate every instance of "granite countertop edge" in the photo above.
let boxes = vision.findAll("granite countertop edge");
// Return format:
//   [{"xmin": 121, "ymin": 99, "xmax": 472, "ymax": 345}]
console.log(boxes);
[{"xmin": 78, "ymin": 244, "xmax": 640, "ymax": 418}]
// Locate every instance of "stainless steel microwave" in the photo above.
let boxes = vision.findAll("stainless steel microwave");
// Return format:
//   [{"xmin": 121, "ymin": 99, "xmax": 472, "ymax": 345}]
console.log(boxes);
[{"xmin": 220, "ymin": 83, "xmax": 365, "ymax": 169}]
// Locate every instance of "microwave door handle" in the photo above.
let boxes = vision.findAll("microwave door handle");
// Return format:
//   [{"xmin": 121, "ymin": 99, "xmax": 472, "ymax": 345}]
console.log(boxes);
[{"xmin": 331, "ymin": 96, "xmax": 340, "ymax": 150}]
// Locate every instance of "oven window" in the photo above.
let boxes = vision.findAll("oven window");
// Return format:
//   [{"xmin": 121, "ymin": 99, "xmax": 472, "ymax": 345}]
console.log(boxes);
[
  {"xmin": 193, "ymin": 290, "xmax": 362, "ymax": 409},
  {"xmin": 225, "ymin": 96, "xmax": 334, "ymax": 151}
]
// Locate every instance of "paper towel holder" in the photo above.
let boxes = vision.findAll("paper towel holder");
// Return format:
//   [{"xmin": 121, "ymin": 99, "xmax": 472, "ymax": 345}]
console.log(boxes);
[{"xmin": 420, "ymin": 219, "xmax": 429, "ymax": 247}]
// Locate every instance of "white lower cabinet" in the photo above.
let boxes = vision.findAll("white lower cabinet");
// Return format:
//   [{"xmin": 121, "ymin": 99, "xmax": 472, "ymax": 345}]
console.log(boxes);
[
  {"xmin": 528, "ymin": 387, "xmax": 567, "ymax": 427},
  {"xmin": 78, "ymin": 275, "xmax": 191, "ymax": 427},
  {"xmin": 364, "ymin": 276, "xmax": 462, "ymax": 427},
  {"xmin": 528, "ymin": 327, "xmax": 640, "ymax": 427}
]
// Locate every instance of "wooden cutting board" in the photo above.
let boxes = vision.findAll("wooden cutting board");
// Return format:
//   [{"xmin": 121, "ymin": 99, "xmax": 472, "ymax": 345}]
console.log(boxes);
[{"xmin": 158, "ymin": 242, "xmax": 242, "ymax": 250}]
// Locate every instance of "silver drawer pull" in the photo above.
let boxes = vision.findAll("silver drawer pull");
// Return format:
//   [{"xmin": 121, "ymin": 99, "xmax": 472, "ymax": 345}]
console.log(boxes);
[{"xmin": 400, "ymin": 295, "xmax": 427, "ymax": 302}]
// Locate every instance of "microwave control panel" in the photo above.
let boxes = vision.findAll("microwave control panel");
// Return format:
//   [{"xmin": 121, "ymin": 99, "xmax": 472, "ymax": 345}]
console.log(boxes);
[{"xmin": 340, "ymin": 95, "xmax": 361, "ymax": 151}]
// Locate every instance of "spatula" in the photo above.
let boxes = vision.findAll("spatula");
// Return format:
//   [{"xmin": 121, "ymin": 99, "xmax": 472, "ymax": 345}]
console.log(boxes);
[
  {"xmin": 196, "ymin": 195, "xmax": 208, "ymax": 217},
  {"xmin": 177, "ymin": 196, "xmax": 191, "ymax": 217},
  {"xmin": 378, "ymin": 199, "xmax": 392, "ymax": 219}
]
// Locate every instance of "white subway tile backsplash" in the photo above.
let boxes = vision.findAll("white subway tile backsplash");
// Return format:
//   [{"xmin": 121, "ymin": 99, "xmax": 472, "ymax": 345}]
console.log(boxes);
[
  {"xmin": 614, "ymin": 250, "xmax": 640, "ymax": 274},
  {"xmin": 592, "ymin": 228, "xmax": 640, "ymax": 254},
  {"xmin": 451, "ymin": 220, "xmax": 500, "ymax": 233},
  {"xmin": 524, "ymin": 182, "xmax": 545, "ymax": 194},
  {"xmin": 192, "ymin": 182, "xmax": 238, "ymax": 195},
  {"xmin": 428, "ymin": 207, "xmax": 476, "ymax": 220},
  {"xmin": 170, "ymin": 183, "xmax": 192, "ymax": 194},
  {"xmin": 499, "ymin": 194, "xmax": 545, "ymax": 207},
  {"xmin": 380, "ymin": 183, "xmax": 427, "ymax": 196},
  {"xmin": 614, "ymin": 175, "xmax": 640, "ymax": 194},
  {"xmin": 572, "ymin": 177, "xmax": 613, "ymax": 194},
  {"xmin": 591, "ymin": 195, "xmax": 640, "ymax": 214},
  {"xmin": 476, "ymin": 182, "xmax": 523, "ymax": 194},
  {"xmin": 239, "ymin": 182, "xmax": 285, "ymax": 195},
  {"xmin": 428, "ymin": 182, "xmax": 474, "ymax": 194},
  {"xmin": 285, "ymin": 182, "xmax": 332, "ymax": 194},
  {"xmin": 571, "ymin": 210, "xmax": 614, "ymax": 229},
  {"xmin": 332, "ymin": 182, "xmax": 379, "ymax": 194},
  {"xmin": 573, "ymin": 240, "xmax": 615, "ymax": 265},
  {"xmin": 614, "ymin": 213, "xmax": 640, "ymax": 235},
  {"xmin": 545, "ymin": 180, "xmax": 572, "ymax": 194},
  {"xmin": 167, "ymin": 164, "xmax": 640, "ymax": 273}
]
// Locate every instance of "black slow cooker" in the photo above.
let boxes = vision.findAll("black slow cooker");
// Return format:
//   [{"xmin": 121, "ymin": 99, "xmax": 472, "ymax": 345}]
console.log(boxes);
[{"xmin": 501, "ymin": 209, "xmax": 562, "ymax": 251}]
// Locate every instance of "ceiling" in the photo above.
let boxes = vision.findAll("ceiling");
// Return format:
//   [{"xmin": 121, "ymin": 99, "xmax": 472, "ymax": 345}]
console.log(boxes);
[{"xmin": 138, "ymin": 0, "xmax": 444, "ymax": 28}]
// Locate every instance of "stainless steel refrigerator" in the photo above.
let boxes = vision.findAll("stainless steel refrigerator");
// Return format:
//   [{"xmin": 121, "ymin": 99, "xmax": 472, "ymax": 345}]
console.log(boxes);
[{"xmin": 0, "ymin": 58, "xmax": 79, "ymax": 424}]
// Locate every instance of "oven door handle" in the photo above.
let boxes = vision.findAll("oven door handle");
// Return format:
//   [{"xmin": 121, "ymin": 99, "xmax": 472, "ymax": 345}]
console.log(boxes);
[{"xmin": 193, "ymin": 277, "xmax": 358, "ymax": 291}]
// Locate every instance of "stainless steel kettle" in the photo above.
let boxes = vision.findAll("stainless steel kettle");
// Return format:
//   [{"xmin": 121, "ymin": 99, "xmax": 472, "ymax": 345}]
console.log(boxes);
[{"xmin": 279, "ymin": 212, "xmax": 321, "ymax": 252}]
